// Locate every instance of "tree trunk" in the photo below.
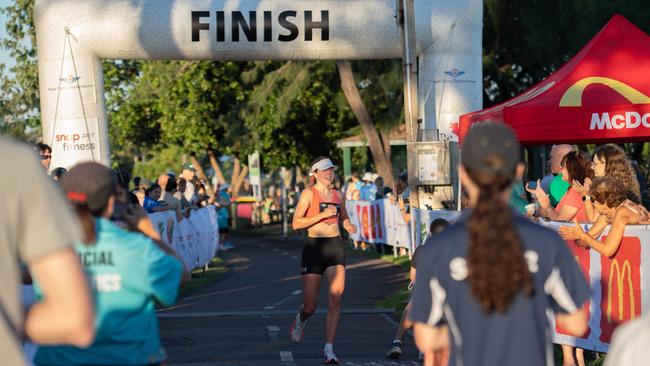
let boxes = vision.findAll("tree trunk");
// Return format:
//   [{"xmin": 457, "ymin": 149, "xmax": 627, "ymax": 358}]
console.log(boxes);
[
  {"xmin": 337, "ymin": 61, "xmax": 395, "ymax": 188},
  {"xmin": 189, "ymin": 153, "xmax": 214, "ymax": 198},
  {"xmin": 231, "ymin": 158, "xmax": 241, "ymax": 187},
  {"xmin": 208, "ymin": 150, "xmax": 227, "ymax": 184},
  {"xmin": 296, "ymin": 165, "xmax": 305, "ymax": 184},
  {"xmin": 231, "ymin": 165, "xmax": 249, "ymax": 198}
]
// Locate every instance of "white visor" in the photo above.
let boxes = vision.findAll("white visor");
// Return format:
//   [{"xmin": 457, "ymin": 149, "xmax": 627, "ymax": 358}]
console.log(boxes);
[{"xmin": 310, "ymin": 158, "xmax": 337, "ymax": 174}]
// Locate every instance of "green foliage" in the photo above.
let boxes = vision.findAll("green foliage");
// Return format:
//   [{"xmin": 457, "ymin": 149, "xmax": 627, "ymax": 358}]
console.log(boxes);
[
  {"xmin": 242, "ymin": 61, "xmax": 357, "ymax": 170},
  {"xmin": 131, "ymin": 145, "xmax": 187, "ymax": 182},
  {"xmin": 0, "ymin": 0, "xmax": 39, "ymax": 139},
  {"xmin": 483, "ymin": 0, "xmax": 650, "ymax": 105}
]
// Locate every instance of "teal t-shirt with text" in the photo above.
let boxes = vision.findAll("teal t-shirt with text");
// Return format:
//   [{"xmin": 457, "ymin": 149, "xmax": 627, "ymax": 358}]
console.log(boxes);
[{"xmin": 35, "ymin": 218, "xmax": 183, "ymax": 365}]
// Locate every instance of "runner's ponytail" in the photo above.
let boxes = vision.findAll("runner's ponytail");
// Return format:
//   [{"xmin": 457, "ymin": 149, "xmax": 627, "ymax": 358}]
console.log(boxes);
[{"xmin": 465, "ymin": 158, "xmax": 533, "ymax": 313}]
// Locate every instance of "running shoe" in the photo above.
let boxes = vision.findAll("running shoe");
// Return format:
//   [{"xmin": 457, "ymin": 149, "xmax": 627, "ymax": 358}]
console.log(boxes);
[
  {"xmin": 386, "ymin": 340, "xmax": 403, "ymax": 359},
  {"xmin": 323, "ymin": 350, "xmax": 339, "ymax": 364},
  {"xmin": 289, "ymin": 311, "xmax": 306, "ymax": 342}
]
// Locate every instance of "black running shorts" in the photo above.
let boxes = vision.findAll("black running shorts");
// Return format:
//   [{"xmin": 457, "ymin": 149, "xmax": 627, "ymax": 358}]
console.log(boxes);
[{"xmin": 300, "ymin": 236, "xmax": 346, "ymax": 275}]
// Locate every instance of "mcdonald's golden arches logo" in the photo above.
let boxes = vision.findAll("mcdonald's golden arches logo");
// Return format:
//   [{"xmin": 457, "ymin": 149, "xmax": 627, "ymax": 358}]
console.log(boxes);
[
  {"xmin": 607, "ymin": 259, "xmax": 635, "ymax": 323},
  {"xmin": 559, "ymin": 77, "xmax": 650, "ymax": 107}
]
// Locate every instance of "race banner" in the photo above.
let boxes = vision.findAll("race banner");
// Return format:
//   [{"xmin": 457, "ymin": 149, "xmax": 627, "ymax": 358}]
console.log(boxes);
[
  {"xmin": 346, "ymin": 200, "xmax": 410, "ymax": 247},
  {"xmin": 411, "ymin": 208, "xmax": 462, "ymax": 249},
  {"xmin": 344, "ymin": 203, "xmax": 650, "ymax": 351},
  {"xmin": 546, "ymin": 221, "xmax": 650, "ymax": 352},
  {"xmin": 149, "ymin": 206, "xmax": 219, "ymax": 270}
]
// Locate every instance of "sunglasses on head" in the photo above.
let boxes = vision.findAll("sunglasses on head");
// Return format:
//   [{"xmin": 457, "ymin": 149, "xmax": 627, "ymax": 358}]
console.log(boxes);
[{"xmin": 40, "ymin": 154, "xmax": 51, "ymax": 160}]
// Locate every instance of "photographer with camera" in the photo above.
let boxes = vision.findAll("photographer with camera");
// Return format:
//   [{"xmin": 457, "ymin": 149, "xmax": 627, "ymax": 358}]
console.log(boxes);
[{"xmin": 35, "ymin": 162, "xmax": 189, "ymax": 366}]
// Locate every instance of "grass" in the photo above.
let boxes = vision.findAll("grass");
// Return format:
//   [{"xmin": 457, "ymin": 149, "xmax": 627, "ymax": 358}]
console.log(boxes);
[{"xmin": 180, "ymin": 257, "xmax": 229, "ymax": 294}]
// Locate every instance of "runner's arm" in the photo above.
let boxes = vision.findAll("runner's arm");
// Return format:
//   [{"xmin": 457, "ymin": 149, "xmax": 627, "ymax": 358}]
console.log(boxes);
[
  {"xmin": 556, "ymin": 306, "xmax": 588, "ymax": 336},
  {"xmin": 339, "ymin": 191, "xmax": 357, "ymax": 234},
  {"xmin": 292, "ymin": 189, "xmax": 331, "ymax": 229},
  {"xmin": 413, "ymin": 323, "xmax": 449, "ymax": 352}
]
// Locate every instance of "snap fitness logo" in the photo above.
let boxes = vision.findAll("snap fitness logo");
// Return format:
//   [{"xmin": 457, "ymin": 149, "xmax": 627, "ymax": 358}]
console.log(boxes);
[{"xmin": 559, "ymin": 77, "xmax": 650, "ymax": 131}]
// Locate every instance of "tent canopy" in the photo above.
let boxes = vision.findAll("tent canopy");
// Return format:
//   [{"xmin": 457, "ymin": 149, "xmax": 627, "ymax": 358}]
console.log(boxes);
[{"xmin": 458, "ymin": 15, "xmax": 650, "ymax": 145}]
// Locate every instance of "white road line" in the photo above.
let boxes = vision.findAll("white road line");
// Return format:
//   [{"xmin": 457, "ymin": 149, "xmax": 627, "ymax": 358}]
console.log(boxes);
[
  {"xmin": 272, "ymin": 248, "xmax": 279, "ymax": 252},
  {"xmin": 264, "ymin": 305, "xmax": 275, "ymax": 310},
  {"xmin": 291, "ymin": 256, "xmax": 299, "ymax": 260},
  {"xmin": 291, "ymin": 290, "xmax": 303, "ymax": 295},
  {"xmin": 267, "ymin": 325, "xmax": 280, "ymax": 332},
  {"xmin": 279, "ymin": 351, "xmax": 294, "ymax": 362},
  {"xmin": 158, "ymin": 308, "xmax": 395, "ymax": 318},
  {"xmin": 282, "ymin": 252, "xmax": 288, "ymax": 255}
]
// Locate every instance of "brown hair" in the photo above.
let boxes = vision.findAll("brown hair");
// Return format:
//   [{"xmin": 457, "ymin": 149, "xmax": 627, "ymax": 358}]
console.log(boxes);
[
  {"xmin": 69, "ymin": 203, "xmax": 100, "ymax": 245},
  {"xmin": 561, "ymin": 151, "xmax": 593, "ymax": 184},
  {"xmin": 465, "ymin": 156, "xmax": 533, "ymax": 313},
  {"xmin": 594, "ymin": 144, "xmax": 641, "ymax": 203},
  {"xmin": 589, "ymin": 177, "xmax": 632, "ymax": 208}
]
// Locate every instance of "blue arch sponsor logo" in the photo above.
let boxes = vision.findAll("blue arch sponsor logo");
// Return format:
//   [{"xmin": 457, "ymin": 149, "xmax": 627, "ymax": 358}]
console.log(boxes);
[{"xmin": 444, "ymin": 68, "xmax": 465, "ymax": 78}]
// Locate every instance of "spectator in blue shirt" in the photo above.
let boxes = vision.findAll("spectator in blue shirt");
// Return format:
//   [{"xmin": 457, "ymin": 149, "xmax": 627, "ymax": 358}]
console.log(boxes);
[
  {"xmin": 35, "ymin": 163, "xmax": 189, "ymax": 366},
  {"xmin": 143, "ymin": 183, "xmax": 169, "ymax": 213},
  {"xmin": 410, "ymin": 124, "xmax": 589, "ymax": 366}
]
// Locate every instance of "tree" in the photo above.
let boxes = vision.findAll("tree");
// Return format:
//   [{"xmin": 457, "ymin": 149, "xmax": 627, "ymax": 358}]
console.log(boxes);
[
  {"xmin": 242, "ymin": 61, "xmax": 356, "ymax": 170},
  {"xmin": 0, "ymin": 0, "xmax": 39, "ymax": 140},
  {"xmin": 337, "ymin": 61, "xmax": 396, "ymax": 188}
]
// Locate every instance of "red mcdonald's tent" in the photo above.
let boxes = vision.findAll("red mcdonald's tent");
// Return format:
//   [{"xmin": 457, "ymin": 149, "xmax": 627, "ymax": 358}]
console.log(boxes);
[{"xmin": 458, "ymin": 15, "xmax": 650, "ymax": 145}]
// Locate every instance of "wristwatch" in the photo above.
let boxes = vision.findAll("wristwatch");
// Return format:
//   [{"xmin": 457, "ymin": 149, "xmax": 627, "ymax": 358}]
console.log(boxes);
[{"xmin": 582, "ymin": 195, "xmax": 591, "ymax": 202}]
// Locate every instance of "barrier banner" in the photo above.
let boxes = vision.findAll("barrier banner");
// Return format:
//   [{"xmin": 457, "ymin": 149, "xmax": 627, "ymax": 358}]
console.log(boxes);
[
  {"xmin": 346, "ymin": 200, "xmax": 410, "ymax": 247},
  {"xmin": 149, "ymin": 206, "xmax": 219, "ymax": 270},
  {"xmin": 411, "ymin": 208, "xmax": 462, "ymax": 249},
  {"xmin": 344, "ymin": 204, "xmax": 650, "ymax": 351},
  {"xmin": 539, "ymin": 221, "xmax": 649, "ymax": 352}
]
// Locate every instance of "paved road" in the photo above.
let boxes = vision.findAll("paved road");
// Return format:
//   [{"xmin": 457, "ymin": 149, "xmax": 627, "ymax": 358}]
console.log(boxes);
[{"xmin": 158, "ymin": 234, "xmax": 421, "ymax": 366}]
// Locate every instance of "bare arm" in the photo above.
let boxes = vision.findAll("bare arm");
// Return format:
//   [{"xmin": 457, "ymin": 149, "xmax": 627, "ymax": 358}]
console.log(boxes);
[
  {"xmin": 26, "ymin": 248, "xmax": 94, "ymax": 347},
  {"xmin": 541, "ymin": 203, "xmax": 578, "ymax": 222},
  {"xmin": 413, "ymin": 323, "xmax": 450, "ymax": 353},
  {"xmin": 339, "ymin": 191, "xmax": 357, "ymax": 234},
  {"xmin": 292, "ymin": 189, "xmax": 332, "ymax": 230},
  {"xmin": 578, "ymin": 209, "xmax": 634, "ymax": 257},
  {"xmin": 556, "ymin": 306, "xmax": 588, "ymax": 337}
]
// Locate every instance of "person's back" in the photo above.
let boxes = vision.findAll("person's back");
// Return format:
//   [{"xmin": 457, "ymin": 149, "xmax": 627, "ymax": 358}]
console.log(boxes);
[
  {"xmin": 34, "ymin": 163, "xmax": 185, "ymax": 365},
  {"xmin": 412, "ymin": 214, "xmax": 588, "ymax": 366},
  {"xmin": 410, "ymin": 124, "xmax": 588, "ymax": 366},
  {"xmin": 35, "ymin": 218, "xmax": 183, "ymax": 365},
  {"xmin": 0, "ymin": 138, "xmax": 94, "ymax": 366}
]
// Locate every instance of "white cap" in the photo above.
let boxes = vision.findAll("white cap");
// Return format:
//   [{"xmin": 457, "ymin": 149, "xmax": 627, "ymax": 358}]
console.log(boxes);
[
  {"xmin": 362, "ymin": 172, "xmax": 373, "ymax": 181},
  {"xmin": 372, "ymin": 173, "xmax": 379, "ymax": 181},
  {"xmin": 310, "ymin": 158, "xmax": 337, "ymax": 174}
]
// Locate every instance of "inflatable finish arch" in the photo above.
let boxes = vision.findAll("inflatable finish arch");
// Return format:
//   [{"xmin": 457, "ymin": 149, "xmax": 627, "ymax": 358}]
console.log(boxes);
[{"xmin": 34, "ymin": 0, "xmax": 482, "ymax": 168}]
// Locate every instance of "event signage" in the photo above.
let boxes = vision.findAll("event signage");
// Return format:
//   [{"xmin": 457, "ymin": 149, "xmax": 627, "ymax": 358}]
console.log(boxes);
[
  {"xmin": 191, "ymin": 10, "xmax": 329, "ymax": 42},
  {"xmin": 347, "ymin": 203, "xmax": 650, "ymax": 352}
]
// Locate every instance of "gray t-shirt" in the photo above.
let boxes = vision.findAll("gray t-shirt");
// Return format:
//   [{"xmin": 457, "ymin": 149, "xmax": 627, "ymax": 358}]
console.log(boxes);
[{"xmin": 0, "ymin": 138, "xmax": 81, "ymax": 366}]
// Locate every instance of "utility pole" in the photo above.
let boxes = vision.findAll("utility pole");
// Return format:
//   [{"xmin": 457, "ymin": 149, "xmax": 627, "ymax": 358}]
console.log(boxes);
[{"xmin": 398, "ymin": 0, "xmax": 421, "ymax": 209}]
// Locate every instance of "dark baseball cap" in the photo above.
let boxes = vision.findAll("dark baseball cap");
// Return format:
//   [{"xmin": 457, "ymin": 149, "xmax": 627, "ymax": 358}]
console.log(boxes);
[
  {"xmin": 461, "ymin": 123, "xmax": 521, "ymax": 175},
  {"xmin": 59, "ymin": 162, "xmax": 117, "ymax": 211}
]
